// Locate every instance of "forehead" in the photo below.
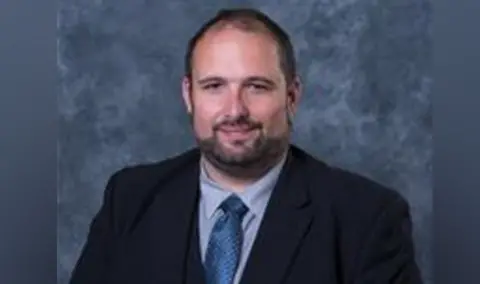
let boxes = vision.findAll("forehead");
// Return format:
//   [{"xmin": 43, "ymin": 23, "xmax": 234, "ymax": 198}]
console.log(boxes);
[{"xmin": 191, "ymin": 26, "xmax": 283, "ymax": 81}]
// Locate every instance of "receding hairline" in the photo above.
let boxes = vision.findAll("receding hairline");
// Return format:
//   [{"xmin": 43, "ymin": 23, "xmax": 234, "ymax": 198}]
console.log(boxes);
[
  {"xmin": 209, "ymin": 16, "xmax": 276, "ymax": 33},
  {"xmin": 190, "ymin": 20, "xmax": 285, "ymax": 73},
  {"xmin": 185, "ymin": 9, "xmax": 297, "ymax": 85},
  {"xmin": 194, "ymin": 18, "xmax": 283, "ymax": 51}
]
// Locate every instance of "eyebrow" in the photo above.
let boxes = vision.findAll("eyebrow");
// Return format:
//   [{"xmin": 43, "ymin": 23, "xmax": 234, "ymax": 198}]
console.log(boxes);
[
  {"xmin": 196, "ymin": 76, "xmax": 226, "ymax": 85},
  {"xmin": 244, "ymin": 76, "xmax": 276, "ymax": 87},
  {"xmin": 196, "ymin": 76, "xmax": 277, "ymax": 86}
]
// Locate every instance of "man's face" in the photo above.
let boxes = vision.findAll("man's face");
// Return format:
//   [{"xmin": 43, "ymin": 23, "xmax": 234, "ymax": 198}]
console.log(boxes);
[{"xmin": 182, "ymin": 26, "xmax": 301, "ymax": 170}]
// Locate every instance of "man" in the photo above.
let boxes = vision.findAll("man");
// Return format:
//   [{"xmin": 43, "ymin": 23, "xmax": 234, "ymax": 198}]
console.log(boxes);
[{"xmin": 70, "ymin": 8, "xmax": 423, "ymax": 284}]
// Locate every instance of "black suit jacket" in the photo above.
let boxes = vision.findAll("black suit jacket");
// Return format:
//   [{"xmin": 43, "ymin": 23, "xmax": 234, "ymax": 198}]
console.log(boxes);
[{"xmin": 70, "ymin": 145, "xmax": 423, "ymax": 284}]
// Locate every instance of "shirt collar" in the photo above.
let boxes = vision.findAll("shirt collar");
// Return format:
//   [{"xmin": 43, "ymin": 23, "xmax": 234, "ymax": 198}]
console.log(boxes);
[{"xmin": 199, "ymin": 151, "xmax": 288, "ymax": 220}]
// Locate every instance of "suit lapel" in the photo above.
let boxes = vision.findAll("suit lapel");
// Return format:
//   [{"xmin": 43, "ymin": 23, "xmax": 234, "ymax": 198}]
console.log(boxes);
[
  {"xmin": 184, "ymin": 202, "xmax": 206, "ymax": 284},
  {"xmin": 239, "ymin": 147, "xmax": 315, "ymax": 284},
  {"xmin": 137, "ymin": 151, "xmax": 204, "ymax": 284}
]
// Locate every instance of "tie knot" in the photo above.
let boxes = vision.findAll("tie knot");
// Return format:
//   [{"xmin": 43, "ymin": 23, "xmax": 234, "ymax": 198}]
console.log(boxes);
[{"xmin": 220, "ymin": 195, "xmax": 248, "ymax": 219}]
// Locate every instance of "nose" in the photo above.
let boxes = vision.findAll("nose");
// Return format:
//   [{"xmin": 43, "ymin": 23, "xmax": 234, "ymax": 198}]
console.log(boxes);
[{"xmin": 226, "ymin": 87, "xmax": 249, "ymax": 118}]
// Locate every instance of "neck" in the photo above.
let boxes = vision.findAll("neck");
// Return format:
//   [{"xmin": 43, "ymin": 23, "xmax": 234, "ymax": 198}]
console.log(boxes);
[{"xmin": 201, "ymin": 149, "xmax": 288, "ymax": 193}]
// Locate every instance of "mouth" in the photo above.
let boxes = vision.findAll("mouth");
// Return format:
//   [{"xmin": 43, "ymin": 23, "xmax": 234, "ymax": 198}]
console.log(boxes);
[
  {"xmin": 216, "ymin": 125, "xmax": 258, "ymax": 140},
  {"xmin": 218, "ymin": 125, "xmax": 255, "ymax": 132}
]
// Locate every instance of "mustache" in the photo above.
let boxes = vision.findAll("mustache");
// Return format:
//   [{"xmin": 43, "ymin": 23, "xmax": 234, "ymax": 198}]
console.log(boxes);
[{"xmin": 213, "ymin": 116, "xmax": 262, "ymax": 131}]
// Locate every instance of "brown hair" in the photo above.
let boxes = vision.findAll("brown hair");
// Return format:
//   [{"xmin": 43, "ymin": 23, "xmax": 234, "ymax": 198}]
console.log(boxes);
[{"xmin": 184, "ymin": 8, "xmax": 297, "ymax": 84}]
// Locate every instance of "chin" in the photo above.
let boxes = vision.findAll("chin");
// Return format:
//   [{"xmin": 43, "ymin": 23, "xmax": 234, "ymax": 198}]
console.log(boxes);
[
  {"xmin": 216, "ymin": 138, "xmax": 254, "ymax": 152},
  {"xmin": 217, "ymin": 142, "xmax": 250, "ymax": 156}
]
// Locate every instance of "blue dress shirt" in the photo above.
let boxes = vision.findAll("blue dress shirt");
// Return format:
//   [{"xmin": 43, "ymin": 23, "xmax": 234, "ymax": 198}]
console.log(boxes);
[{"xmin": 198, "ymin": 154, "xmax": 287, "ymax": 284}]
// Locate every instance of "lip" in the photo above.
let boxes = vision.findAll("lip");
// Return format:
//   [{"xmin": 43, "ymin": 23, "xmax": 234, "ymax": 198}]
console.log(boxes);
[
  {"xmin": 218, "ymin": 127, "xmax": 254, "ymax": 133},
  {"xmin": 217, "ymin": 127, "xmax": 256, "ymax": 140}
]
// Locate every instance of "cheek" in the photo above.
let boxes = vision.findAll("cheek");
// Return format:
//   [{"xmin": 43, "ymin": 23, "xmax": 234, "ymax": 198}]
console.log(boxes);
[
  {"xmin": 191, "ymin": 103, "xmax": 219, "ymax": 137},
  {"xmin": 192, "ymin": 112, "xmax": 211, "ymax": 136},
  {"xmin": 255, "ymin": 105, "xmax": 289, "ymax": 134}
]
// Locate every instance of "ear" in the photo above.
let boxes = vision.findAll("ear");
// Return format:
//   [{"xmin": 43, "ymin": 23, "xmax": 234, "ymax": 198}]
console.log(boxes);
[
  {"xmin": 286, "ymin": 76, "xmax": 302, "ymax": 116},
  {"xmin": 181, "ymin": 76, "xmax": 193, "ymax": 113}
]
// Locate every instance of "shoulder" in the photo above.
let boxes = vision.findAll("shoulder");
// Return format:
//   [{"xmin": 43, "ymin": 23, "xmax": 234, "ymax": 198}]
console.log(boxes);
[
  {"xmin": 108, "ymin": 147, "xmax": 200, "ymax": 194},
  {"xmin": 326, "ymin": 164, "xmax": 407, "ymax": 215},
  {"xmin": 292, "ymin": 145, "xmax": 409, "ymax": 223},
  {"xmin": 293, "ymin": 145, "xmax": 413, "ymax": 273},
  {"xmin": 100, "ymin": 148, "xmax": 200, "ymax": 229}
]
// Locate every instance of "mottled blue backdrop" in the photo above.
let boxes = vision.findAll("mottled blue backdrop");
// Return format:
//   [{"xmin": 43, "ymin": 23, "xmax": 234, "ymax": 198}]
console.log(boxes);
[{"xmin": 58, "ymin": 0, "xmax": 432, "ymax": 283}]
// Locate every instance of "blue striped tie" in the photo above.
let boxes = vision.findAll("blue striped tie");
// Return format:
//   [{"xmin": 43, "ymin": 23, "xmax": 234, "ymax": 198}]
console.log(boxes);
[{"xmin": 204, "ymin": 195, "xmax": 248, "ymax": 284}]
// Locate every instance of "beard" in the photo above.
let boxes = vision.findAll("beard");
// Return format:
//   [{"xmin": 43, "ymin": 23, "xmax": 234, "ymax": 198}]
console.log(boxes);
[{"xmin": 192, "ymin": 113, "xmax": 291, "ymax": 178}]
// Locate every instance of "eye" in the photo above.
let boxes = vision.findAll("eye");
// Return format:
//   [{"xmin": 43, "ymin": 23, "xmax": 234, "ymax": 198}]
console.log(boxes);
[
  {"xmin": 247, "ymin": 83, "xmax": 269, "ymax": 92},
  {"xmin": 203, "ymin": 82, "xmax": 223, "ymax": 90}
]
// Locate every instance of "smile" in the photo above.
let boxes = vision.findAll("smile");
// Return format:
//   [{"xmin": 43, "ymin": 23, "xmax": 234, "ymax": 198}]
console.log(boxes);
[{"xmin": 217, "ymin": 127, "xmax": 257, "ymax": 140}]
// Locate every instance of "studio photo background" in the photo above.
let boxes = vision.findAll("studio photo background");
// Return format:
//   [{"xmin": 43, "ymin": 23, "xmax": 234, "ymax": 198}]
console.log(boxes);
[{"xmin": 58, "ymin": 1, "xmax": 432, "ymax": 283}]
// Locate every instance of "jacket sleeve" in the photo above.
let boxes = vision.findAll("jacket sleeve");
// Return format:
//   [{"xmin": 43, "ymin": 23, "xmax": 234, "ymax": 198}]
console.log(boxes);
[
  {"xmin": 353, "ymin": 194, "xmax": 424, "ymax": 284},
  {"xmin": 69, "ymin": 171, "xmax": 121, "ymax": 284}
]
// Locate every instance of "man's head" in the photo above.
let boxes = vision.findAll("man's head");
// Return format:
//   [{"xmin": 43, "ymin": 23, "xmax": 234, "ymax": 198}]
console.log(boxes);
[{"xmin": 182, "ymin": 8, "xmax": 302, "ymax": 176}]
